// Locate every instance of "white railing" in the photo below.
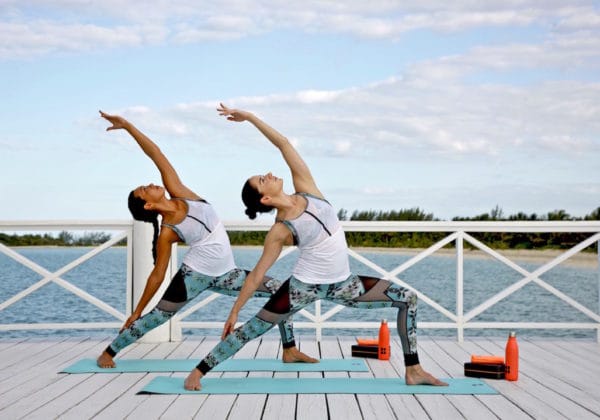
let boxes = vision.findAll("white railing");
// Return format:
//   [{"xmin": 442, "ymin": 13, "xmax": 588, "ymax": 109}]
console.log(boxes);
[
  {"xmin": 1, "ymin": 220, "xmax": 599, "ymax": 342},
  {"xmin": 0, "ymin": 221, "xmax": 134, "ymax": 332}
]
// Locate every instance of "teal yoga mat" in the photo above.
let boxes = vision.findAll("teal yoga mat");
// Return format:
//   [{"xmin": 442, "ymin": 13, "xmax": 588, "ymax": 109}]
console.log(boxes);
[
  {"xmin": 138, "ymin": 376, "xmax": 498, "ymax": 395},
  {"xmin": 61, "ymin": 358, "xmax": 368, "ymax": 373}
]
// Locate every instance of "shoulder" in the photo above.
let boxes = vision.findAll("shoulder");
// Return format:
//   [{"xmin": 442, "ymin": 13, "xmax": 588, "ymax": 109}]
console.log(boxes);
[
  {"xmin": 297, "ymin": 192, "xmax": 331, "ymax": 206},
  {"xmin": 157, "ymin": 227, "xmax": 180, "ymax": 245},
  {"xmin": 267, "ymin": 222, "xmax": 292, "ymax": 242}
]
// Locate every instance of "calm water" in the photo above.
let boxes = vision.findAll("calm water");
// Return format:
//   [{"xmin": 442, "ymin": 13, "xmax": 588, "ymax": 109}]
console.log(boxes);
[{"xmin": 1, "ymin": 247, "xmax": 598, "ymax": 339}]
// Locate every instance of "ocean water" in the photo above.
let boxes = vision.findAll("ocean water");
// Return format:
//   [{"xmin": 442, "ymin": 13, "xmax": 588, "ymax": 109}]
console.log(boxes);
[{"xmin": 0, "ymin": 247, "xmax": 598, "ymax": 339}]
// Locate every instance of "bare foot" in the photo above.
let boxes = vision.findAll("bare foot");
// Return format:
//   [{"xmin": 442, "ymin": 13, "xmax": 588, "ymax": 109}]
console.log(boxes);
[
  {"xmin": 96, "ymin": 351, "xmax": 116, "ymax": 369},
  {"xmin": 405, "ymin": 364, "xmax": 448, "ymax": 386},
  {"xmin": 282, "ymin": 347, "xmax": 319, "ymax": 363},
  {"xmin": 184, "ymin": 368, "xmax": 203, "ymax": 391}
]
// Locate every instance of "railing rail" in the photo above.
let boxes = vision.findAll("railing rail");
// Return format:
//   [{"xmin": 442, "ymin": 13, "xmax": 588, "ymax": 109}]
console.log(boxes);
[{"xmin": 1, "ymin": 220, "xmax": 599, "ymax": 342}]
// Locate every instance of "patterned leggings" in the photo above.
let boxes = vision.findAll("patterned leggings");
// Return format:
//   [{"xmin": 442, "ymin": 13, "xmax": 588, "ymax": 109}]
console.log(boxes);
[
  {"xmin": 197, "ymin": 274, "xmax": 419, "ymax": 374},
  {"xmin": 105, "ymin": 265, "xmax": 295, "ymax": 357}
]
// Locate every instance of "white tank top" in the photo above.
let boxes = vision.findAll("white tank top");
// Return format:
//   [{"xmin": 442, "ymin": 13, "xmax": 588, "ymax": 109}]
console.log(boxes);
[
  {"xmin": 162, "ymin": 199, "xmax": 235, "ymax": 276},
  {"xmin": 279, "ymin": 193, "xmax": 350, "ymax": 284}
]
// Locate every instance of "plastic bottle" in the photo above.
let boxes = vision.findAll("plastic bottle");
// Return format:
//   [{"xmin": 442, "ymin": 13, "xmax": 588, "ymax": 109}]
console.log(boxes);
[
  {"xmin": 378, "ymin": 319, "xmax": 390, "ymax": 360},
  {"xmin": 505, "ymin": 331, "xmax": 519, "ymax": 381}
]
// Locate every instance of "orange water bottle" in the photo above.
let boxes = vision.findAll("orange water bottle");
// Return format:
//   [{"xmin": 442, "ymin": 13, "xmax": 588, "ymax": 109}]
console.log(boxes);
[
  {"xmin": 505, "ymin": 331, "xmax": 519, "ymax": 381},
  {"xmin": 378, "ymin": 319, "xmax": 390, "ymax": 360}
]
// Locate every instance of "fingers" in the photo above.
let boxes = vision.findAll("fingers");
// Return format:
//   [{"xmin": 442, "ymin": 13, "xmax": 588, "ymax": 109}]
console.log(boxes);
[
  {"xmin": 99, "ymin": 110, "xmax": 112, "ymax": 120},
  {"xmin": 221, "ymin": 323, "xmax": 233, "ymax": 340},
  {"xmin": 99, "ymin": 110, "xmax": 117, "ymax": 131}
]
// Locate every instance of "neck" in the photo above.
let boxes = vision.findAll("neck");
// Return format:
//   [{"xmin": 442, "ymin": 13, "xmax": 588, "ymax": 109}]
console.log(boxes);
[
  {"xmin": 275, "ymin": 193, "xmax": 305, "ymax": 220},
  {"xmin": 154, "ymin": 197, "xmax": 180, "ymax": 216}
]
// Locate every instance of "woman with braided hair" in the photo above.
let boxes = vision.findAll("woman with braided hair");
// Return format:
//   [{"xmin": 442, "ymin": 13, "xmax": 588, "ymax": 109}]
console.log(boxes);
[{"xmin": 96, "ymin": 111, "xmax": 316, "ymax": 369}]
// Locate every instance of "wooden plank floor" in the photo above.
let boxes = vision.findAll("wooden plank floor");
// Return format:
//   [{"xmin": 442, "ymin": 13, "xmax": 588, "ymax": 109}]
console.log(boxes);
[{"xmin": 0, "ymin": 336, "xmax": 598, "ymax": 419}]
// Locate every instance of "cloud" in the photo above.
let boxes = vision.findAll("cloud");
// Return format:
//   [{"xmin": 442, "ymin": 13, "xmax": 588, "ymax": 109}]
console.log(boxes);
[
  {"xmin": 0, "ymin": 21, "xmax": 166, "ymax": 59},
  {"xmin": 23, "ymin": 0, "xmax": 596, "ymax": 162},
  {"xmin": 127, "ymin": 71, "xmax": 599, "ymax": 160},
  {"xmin": 2, "ymin": 2, "xmax": 599, "ymax": 59}
]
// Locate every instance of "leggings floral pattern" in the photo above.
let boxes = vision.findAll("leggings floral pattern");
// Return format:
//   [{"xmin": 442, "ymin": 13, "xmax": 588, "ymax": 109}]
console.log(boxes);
[
  {"xmin": 107, "ymin": 265, "xmax": 295, "ymax": 355},
  {"xmin": 197, "ymin": 274, "xmax": 419, "ymax": 373}
]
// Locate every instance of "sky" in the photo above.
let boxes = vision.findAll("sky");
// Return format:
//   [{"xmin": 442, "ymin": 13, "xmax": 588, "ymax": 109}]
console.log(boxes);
[{"xmin": 1, "ymin": 1, "xmax": 599, "ymax": 224}]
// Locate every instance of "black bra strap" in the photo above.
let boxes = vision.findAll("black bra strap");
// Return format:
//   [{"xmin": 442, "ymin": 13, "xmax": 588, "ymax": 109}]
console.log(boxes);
[
  {"xmin": 304, "ymin": 210, "xmax": 331, "ymax": 236},
  {"xmin": 187, "ymin": 215, "xmax": 212, "ymax": 233}
]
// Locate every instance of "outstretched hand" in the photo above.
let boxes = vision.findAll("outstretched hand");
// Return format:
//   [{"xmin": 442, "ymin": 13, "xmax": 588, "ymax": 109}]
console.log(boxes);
[
  {"xmin": 217, "ymin": 103, "xmax": 252, "ymax": 122},
  {"xmin": 221, "ymin": 311, "xmax": 238, "ymax": 340},
  {"xmin": 99, "ymin": 110, "xmax": 129, "ymax": 131},
  {"xmin": 119, "ymin": 312, "xmax": 140, "ymax": 333}
]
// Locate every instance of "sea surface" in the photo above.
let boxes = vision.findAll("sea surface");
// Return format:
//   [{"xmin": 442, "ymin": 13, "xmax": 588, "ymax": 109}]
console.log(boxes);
[{"xmin": 1, "ymin": 247, "xmax": 598, "ymax": 339}]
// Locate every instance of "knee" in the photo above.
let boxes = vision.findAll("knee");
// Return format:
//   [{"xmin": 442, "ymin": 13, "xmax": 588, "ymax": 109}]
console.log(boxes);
[{"xmin": 407, "ymin": 289, "xmax": 417, "ymax": 306}]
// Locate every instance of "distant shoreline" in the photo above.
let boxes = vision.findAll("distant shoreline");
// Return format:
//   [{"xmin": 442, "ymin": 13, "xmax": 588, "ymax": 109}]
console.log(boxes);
[{"xmin": 234, "ymin": 245, "xmax": 598, "ymax": 269}]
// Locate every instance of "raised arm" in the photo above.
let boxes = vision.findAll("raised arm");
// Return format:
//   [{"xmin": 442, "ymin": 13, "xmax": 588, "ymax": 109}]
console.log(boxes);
[
  {"xmin": 100, "ymin": 111, "xmax": 199, "ymax": 200},
  {"xmin": 217, "ymin": 103, "xmax": 323, "ymax": 198}
]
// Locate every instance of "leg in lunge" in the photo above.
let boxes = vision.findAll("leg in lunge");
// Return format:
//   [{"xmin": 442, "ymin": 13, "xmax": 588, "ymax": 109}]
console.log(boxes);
[
  {"xmin": 97, "ymin": 266, "xmax": 315, "ymax": 368},
  {"xmin": 97, "ymin": 266, "xmax": 192, "ymax": 368},
  {"xmin": 326, "ymin": 274, "xmax": 447, "ymax": 386},
  {"xmin": 97, "ymin": 307, "xmax": 176, "ymax": 368},
  {"xmin": 211, "ymin": 270, "xmax": 316, "ymax": 363},
  {"xmin": 186, "ymin": 278, "xmax": 319, "ymax": 388}
]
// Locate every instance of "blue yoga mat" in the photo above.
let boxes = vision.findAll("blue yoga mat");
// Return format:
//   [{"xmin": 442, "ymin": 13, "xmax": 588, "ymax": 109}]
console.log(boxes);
[
  {"xmin": 138, "ymin": 376, "xmax": 498, "ymax": 395},
  {"xmin": 61, "ymin": 358, "xmax": 368, "ymax": 373}
]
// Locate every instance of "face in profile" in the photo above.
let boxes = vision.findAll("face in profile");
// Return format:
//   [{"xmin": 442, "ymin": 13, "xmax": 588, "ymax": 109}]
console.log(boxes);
[{"xmin": 133, "ymin": 183, "xmax": 165, "ymax": 204}]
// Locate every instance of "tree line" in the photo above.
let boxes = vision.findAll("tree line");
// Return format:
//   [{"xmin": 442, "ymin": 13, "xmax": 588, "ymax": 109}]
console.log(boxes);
[
  {"xmin": 0, "ymin": 231, "xmax": 112, "ymax": 247},
  {"xmin": 234, "ymin": 206, "xmax": 600, "ymax": 251},
  {"xmin": 2, "ymin": 206, "xmax": 599, "ymax": 250}
]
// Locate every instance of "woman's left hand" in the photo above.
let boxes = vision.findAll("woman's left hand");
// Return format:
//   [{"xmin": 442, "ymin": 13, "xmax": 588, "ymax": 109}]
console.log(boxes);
[
  {"xmin": 99, "ymin": 110, "xmax": 130, "ymax": 131},
  {"xmin": 221, "ymin": 312, "xmax": 238, "ymax": 340},
  {"xmin": 217, "ymin": 103, "xmax": 252, "ymax": 122}
]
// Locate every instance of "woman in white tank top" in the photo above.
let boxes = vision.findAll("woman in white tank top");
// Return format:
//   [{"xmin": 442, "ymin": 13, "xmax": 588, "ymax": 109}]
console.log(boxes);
[
  {"xmin": 95, "ymin": 111, "xmax": 315, "ymax": 369},
  {"xmin": 185, "ymin": 104, "xmax": 447, "ymax": 390}
]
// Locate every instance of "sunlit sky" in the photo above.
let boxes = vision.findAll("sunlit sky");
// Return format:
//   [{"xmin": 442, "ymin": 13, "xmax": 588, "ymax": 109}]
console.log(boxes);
[{"xmin": 1, "ymin": 1, "xmax": 599, "ymax": 223}]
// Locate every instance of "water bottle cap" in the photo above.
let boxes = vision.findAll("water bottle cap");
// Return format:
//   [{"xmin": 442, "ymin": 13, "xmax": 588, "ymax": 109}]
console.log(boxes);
[{"xmin": 509, "ymin": 331, "xmax": 516, "ymax": 337}]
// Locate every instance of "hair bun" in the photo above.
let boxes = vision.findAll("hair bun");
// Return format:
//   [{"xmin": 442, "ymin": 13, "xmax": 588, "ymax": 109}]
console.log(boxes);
[{"xmin": 245, "ymin": 208, "xmax": 257, "ymax": 220}]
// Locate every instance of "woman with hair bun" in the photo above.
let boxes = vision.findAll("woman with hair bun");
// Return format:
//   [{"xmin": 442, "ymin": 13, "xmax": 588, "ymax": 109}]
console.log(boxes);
[
  {"xmin": 184, "ymin": 104, "xmax": 447, "ymax": 390},
  {"xmin": 96, "ymin": 111, "xmax": 315, "ymax": 369}
]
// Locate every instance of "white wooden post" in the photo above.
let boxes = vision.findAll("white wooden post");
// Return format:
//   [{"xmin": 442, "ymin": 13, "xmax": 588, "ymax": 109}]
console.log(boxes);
[
  {"xmin": 456, "ymin": 231, "xmax": 464, "ymax": 342},
  {"xmin": 132, "ymin": 221, "xmax": 177, "ymax": 342},
  {"xmin": 315, "ymin": 300, "xmax": 322, "ymax": 342}
]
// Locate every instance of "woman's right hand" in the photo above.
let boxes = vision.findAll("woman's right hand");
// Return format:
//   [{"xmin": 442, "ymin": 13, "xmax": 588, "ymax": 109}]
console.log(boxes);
[
  {"xmin": 221, "ymin": 311, "xmax": 238, "ymax": 340},
  {"xmin": 217, "ymin": 103, "xmax": 252, "ymax": 122},
  {"xmin": 119, "ymin": 311, "xmax": 141, "ymax": 333},
  {"xmin": 99, "ymin": 110, "xmax": 129, "ymax": 131}
]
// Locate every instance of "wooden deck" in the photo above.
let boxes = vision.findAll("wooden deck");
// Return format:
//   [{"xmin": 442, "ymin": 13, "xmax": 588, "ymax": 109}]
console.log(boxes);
[{"xmin": 0, "ymin": 335, "xmax": 598, "ymax": 419}]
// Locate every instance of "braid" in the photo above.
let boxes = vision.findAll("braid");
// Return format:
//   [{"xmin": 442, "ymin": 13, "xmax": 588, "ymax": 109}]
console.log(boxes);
[
  {"xmin": 150, "ymin": 218, "xmax": 159, "ymax": 264},
  {"xmin": 128, "ymin": 190, "xmax": 161, "ymax": 265}
]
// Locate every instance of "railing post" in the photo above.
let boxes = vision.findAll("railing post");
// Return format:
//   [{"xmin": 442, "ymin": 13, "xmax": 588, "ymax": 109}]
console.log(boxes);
[
  {"xmin": 456, "ymin": 231, "xmax": 464, "ymax": 342},
  {"xmin": 597, "ymin": 239, "xmax": 600, "ymax": 343},
  {"xmin": 132, "ymin": 221, "xmax": 173, "ymax": 342},
  {"xmin": 315, "ymin": 301, "xmax": 322, "ymax": 342}
]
